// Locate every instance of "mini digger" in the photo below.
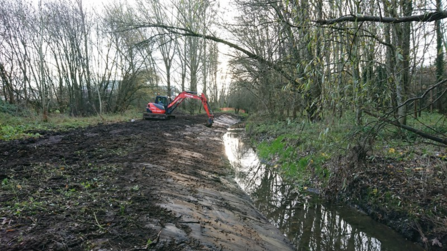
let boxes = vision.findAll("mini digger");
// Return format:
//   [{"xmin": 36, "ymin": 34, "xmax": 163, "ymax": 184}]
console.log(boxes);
[{"xmin": 143, "ymin": 91, "xmax": 214, "ymax": 127}]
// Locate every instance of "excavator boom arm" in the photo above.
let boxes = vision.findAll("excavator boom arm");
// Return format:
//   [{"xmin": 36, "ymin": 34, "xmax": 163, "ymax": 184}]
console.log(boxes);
[{"xmin": 166, "ymin": 91, "xmax": 214, "ymax": 126}]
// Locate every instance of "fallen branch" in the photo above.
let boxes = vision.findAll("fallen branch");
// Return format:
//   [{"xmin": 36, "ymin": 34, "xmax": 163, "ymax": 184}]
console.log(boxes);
[
  {"xmin": 364, "ymin": 110, "xmax": 447, "ymax": 145},
  {"xmin": 396, "ymin": 79, "xmax": 447, "ymax": 110}
]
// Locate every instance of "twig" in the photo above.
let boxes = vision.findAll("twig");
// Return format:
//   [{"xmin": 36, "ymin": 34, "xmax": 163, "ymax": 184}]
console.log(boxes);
[
  {"xmin": 314, "ymin": 11, "xmax": 447, "ymax": 25},
  {"xmin": 414, "ymin": 221, "xmax": 429, "ymax": 250},
  {"xmin": 141, "ymin": 228, "xmax": 163, "ymax": 250},
  {"xmin": 93, "ymin": 212, "xmax": 103, "ymax": 230}
]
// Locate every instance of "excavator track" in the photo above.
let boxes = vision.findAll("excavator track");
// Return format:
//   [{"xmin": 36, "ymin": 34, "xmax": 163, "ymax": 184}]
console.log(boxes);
[{"xmin": 143, "ymin": 113, "xmax": 175, "ymax": 120}]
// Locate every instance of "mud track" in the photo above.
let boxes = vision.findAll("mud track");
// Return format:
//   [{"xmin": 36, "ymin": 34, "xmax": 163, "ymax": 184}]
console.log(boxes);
[{"xmin": 0, "ymin": 114, "xmax": 293, "ymax": 251}]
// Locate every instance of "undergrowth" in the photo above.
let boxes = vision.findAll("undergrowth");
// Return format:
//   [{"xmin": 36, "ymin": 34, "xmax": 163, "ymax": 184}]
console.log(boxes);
[
  {"xmin": 245, "ymin": 110, "xmax": 447, "ymax": 248},
  {"xmin": 246, "ymin": 113, "xmax": 353, "ymax": 189},
  {"xmin": 246, "ymin": 111, "xmax": 446, "ymax": 187}
]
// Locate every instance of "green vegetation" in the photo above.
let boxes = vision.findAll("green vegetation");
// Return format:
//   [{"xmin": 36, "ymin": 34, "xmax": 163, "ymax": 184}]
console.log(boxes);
[
  {"xmin": 247, "ymin": 112, "xmax": 356, "ymax": 184},
  {"xmin": 245, "ymin": 110, "xmax": 446, "ymax": 190},
  {"xmin": 0, "ymin": 109, "xmax": 142, "ymax": 141},
  {"xmin": 245, "ymin": 110, "xmax": 447, "ymax": 243}
]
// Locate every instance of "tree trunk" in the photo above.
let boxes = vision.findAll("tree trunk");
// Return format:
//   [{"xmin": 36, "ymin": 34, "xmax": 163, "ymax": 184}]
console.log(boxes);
[
  {"xmin": 0, "ymin": 63, "xmax": 14, "ymax": 104},
  {"xmin": 435, "ymin": 0, "xmax": 445, "ymax": 112},
  {"xmin": 38, "ymin": 0, "xmax": 48, "ymax": 122},
  {"xmin": 395, "ymin": 0, "xmax": 413, "ymax": 125}
]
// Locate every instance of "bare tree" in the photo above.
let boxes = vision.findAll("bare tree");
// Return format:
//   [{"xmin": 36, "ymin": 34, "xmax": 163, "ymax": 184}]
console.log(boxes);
[
  {"xmin": 141, "ymin": 0, "xmax": 177, "ymax": 97},
  {"xmin": 103, "ymin": 2, "xmax": 158, "ymax": 113},
  {"xmin": 1, "ymin": 0, "xmax": 446, "ymax": 134},
  {"xmin": 174, "ymin": 0, "xmax": 213, "ymax": 112},
  {"xmin": 0, "ymin": 0, "xmax": 37, "ymax": 108}
]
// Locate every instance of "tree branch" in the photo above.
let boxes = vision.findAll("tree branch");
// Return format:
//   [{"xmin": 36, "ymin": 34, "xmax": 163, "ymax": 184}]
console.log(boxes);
[
  {"xmin": 363, "ymin": 79, "xmax": 447, "ymax": 145},
  {"xmin": 364, "ymin": 110, "xmax": 447, "ymax": 145},
  {"xmin": 393, "ymin": 79, "xmax": 447, "ymax": 112},
  {"xmin": 315, "ymin": 10, "xmax": 447, "ymax": 25},
  {"xmin": 123, "ymin": 23, "xmax": 301, "ymax": 89}
]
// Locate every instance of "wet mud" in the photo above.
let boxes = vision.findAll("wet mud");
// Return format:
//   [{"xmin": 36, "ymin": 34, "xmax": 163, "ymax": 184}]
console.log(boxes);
[{"xmin": 0, "ymin": 114, "xmax": 293, "ymax": 251}]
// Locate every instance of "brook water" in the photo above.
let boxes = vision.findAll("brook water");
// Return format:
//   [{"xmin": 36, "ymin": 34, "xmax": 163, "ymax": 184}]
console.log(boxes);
[{"xmin": 223, "ymin": 129, "xmax": 423, "ymax": 251}]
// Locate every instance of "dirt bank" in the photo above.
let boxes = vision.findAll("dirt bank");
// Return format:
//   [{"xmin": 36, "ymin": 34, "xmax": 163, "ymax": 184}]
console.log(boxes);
[
  {"xmin": 0, "ymin": 114, "xmax": 293, "ymax": 251},
  {"xmin": 325, "ymin": 152, "xmax": 447, "ymax": 250}
]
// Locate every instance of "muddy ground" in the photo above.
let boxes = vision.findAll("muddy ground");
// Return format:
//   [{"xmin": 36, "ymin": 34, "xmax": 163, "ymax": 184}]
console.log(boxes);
[
  {"xmin": 0, "ymin": 114, "xmax": 293, "ymax": 251},
  {"xmin": 322, "ymin": 143, "xmax": 447, "ymax": 250}
]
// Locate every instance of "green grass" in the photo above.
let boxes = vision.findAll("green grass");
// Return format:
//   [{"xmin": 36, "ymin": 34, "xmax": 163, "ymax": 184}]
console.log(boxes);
[
  {"xmin": 370, "ymin": 111, "xmax": 447, "ymax": 159},
  {"xmin": 247, "ymin": 114, "xmax": 343, "ymax": 187},
  {"xmin": 0, "ymin": 109, "xmax": 142, "ymax": 141},
  {"xmin": 246, "ymin": 110, "xmax": 446, "ymax": 189}
]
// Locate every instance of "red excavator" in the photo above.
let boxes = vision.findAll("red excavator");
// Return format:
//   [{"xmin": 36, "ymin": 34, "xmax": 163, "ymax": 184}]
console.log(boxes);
[{"xmin": 143, "ymin": 91, "xmax": 214, "ymax": 127}]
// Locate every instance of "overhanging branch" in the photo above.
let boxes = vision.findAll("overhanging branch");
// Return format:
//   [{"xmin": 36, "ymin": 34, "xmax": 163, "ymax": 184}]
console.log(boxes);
[
  {"xmin": 125, "ymin": 23, "xmax": 300, "ymax": 88},
  {"xmin": 315, "ymin": 10, "xmax": 447, "ymax": 25}
]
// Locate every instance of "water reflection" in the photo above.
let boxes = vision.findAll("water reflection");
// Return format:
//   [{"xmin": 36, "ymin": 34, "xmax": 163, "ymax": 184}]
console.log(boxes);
[{"xmin": 223, "ymin": 130, "xmax": 423, "ymax": 251}]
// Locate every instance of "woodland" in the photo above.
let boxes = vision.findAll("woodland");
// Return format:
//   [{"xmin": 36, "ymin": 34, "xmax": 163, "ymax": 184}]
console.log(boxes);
[
  {"xmin": 0, "ymin": 0, "xmax": 446, "ymax": 139},
  {"xmin": 1, "ymin": 0, "xmax": 447, "ymax": 249}
]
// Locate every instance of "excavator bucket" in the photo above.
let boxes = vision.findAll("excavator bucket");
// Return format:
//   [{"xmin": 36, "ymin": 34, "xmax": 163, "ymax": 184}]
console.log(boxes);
[{"xmin": 205, "ymin": 118, "xmax": 213, "ymax": 127}]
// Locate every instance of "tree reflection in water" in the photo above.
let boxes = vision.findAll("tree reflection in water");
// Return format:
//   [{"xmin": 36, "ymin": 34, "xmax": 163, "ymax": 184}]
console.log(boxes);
[{"xmin": 224, "ymin": 130, "xmax": 423, "ymax": 251}]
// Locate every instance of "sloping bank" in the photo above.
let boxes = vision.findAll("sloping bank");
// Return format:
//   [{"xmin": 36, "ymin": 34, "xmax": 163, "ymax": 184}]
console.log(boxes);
[
  {"xmin": 151, "ymin": 114, "xmax": 294, "ymax": 250},
  {"xmin": 245, "ymin": 117, "xmax": 446, "ymax": 251}
]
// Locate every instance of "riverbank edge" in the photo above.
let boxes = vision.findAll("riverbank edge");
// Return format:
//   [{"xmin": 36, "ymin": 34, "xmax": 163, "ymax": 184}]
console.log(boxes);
[{"xmin": 241, "ymin": 119, "xmax": 446, "ymax": 251}]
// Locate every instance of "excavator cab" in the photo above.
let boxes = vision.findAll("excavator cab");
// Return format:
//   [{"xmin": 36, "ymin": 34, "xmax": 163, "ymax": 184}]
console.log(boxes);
[{"xmin": 155, "ymin": 96, "xmax": 169, "ymax": 107}]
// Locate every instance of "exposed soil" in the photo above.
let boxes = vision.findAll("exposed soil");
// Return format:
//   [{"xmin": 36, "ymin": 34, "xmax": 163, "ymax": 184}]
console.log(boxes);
[
  {"xmin": 244, "ymin": 119, "xmax": 447, "ymax": 250},
  {"xmin": 0, "ymin": 114, "xmax": 293, "ymax": 251},
  {"xmin": 324, "ymin": 146, "xmax": 447, "ymax": 250}
]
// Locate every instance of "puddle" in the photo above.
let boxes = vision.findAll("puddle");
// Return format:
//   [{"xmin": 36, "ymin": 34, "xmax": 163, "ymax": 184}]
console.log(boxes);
[{"xmin": 223, "ymin": 129, "xmax": 423, "ymax": 251}]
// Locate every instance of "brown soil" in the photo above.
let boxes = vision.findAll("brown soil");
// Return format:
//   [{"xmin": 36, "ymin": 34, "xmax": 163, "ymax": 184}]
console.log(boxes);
[
  {"xmin": 324, "ymin": 146, "xmax": 447, "ymax": 250},
  {"xmin": 0, "ymin": 114, "xmax": 293, "ymax": 251}
]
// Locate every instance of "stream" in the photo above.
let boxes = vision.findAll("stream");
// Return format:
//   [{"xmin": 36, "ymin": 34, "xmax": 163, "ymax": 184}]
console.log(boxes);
[{"xmin": 223, "ymin": 129, "xmax": 424, "ymax": 251}]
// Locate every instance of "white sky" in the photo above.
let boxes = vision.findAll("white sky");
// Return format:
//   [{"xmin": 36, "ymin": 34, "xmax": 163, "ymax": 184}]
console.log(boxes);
[
  {"xmin": 30, "ymin": 0, "xmax": 443, "ymax": 92},
  {"xmin": 48, "ymin": 0, "xmax": 237, "ymax": 94}
]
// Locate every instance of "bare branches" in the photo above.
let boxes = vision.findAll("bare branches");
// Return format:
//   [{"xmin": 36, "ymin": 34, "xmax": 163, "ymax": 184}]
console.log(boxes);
[
  {"xmin": 130, "ymin": 22, "xmax": 300, "ymax": 88},
  {"xmin": 364, "ymin": 79, "xmax": 447, "ymax": 145}
]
